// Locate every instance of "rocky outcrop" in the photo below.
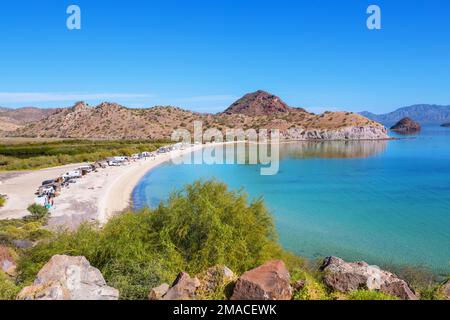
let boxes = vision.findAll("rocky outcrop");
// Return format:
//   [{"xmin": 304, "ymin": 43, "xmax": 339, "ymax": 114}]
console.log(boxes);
[
  {"xmin": 284, "ymin": 125, "xmax": 388, "ymax": 140},
  {"xmin": 148, "ymin": 283, "xmax": 170, "ymax": 300},
  {"xmin": 0, "ymin": 245, "xmax": 17, "ymax": 276},
  {"xmin": 390, "ymin": 117, "xmax": 421, "ymax": 133},
  {"xmin": 320, "ymin": 256, "xmax": 418, "ymax": 300},
  {"xmin": 162, "ymin": 272, "xmax": 201, "ymax": 300},
  {"xmin": 230, "ymin": 260, "xmax": 292, "ymax": 300},
  {"xmin": 16, "ymin": 255, "xmax": 119, "ymax": 300}
]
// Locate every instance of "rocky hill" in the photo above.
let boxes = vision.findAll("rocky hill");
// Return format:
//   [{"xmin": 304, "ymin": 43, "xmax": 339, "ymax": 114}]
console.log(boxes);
[
  {"xmin": 224, "ymin": 90, "xmax": 293, "ymax": 116},
  {"xmin": 360, "ymin": 104, "xmax": 450, "ymax": 125},
  {"xmin": 9, "ymin": 91, "xmax": 388, "ymax": 140},
  {"xmin": 0, "ymin": 107, "xmax": 57, "ymax": 133},
  {"xmin": 390, "ymin": 117, "xmax": 421, "ymax": 134}
]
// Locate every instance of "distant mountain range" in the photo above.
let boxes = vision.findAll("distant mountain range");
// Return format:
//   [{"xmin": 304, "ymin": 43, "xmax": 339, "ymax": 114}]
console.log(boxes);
[
  {"xmin": 0, "ymin": 91, "xmax": 386, "ymax": 140},
  {"xmin": 360, "ymin": 104, "xmax": 450, "ymax": 125}
]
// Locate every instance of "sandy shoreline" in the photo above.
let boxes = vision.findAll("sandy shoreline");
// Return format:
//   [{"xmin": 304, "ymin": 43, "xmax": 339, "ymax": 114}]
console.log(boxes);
[{"xmin": 0, "ymin": 144, "xmax": 204, "ymax": 228}]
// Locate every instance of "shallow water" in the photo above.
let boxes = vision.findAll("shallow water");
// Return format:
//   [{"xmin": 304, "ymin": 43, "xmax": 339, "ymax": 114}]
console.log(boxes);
[{"xmin": 133, "ymin": 126, "xmax": 450, "ymax": 274}]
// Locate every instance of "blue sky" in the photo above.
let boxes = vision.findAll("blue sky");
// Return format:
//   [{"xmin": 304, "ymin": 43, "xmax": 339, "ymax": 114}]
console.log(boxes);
[{"xmin": 0, "ymin": 0, "xmax": 449, "ymax": 113}]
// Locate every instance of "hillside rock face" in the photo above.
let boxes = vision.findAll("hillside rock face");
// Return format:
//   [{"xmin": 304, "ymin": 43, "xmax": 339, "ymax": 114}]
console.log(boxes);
[
  {"xmin": 390, "ymin": 117, "xmax": 421, "ymax": 133},
  {"xmin": 224, "ymin": 90, "xmax": 291, "ymax": 116},
  {"xmin": 230, "ymin": 260, "xmax": 292, "ymax": 300},
  {"xmin": 284, "ymin": 125, "xmax": 388, "ymax": 140},
  {"xmin": 321, "ymin": 256, "xmax": 418, "ymax": 300},
  {"xmin": 17, "ymin": 255, "xmax": 119, "ymax": 300}
]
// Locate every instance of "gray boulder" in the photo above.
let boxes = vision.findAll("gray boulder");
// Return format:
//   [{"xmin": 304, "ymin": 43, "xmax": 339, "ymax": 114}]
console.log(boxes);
[
  {"xmin": 17, "ymin": 255, "xmax": 119, "ymax": 300},
  {"xmin": 231, "ymin": 260, "xmax": 292, "ymax": 300},
  {"xmin": 321, "ymin": 256, "xmax": 418, "ymax": 300}
]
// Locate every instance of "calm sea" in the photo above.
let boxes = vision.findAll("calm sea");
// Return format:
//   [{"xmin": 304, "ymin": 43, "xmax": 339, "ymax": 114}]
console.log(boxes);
[{"xmin": 133, "ymin": 126, "xmax": 450, "ymax": 274}]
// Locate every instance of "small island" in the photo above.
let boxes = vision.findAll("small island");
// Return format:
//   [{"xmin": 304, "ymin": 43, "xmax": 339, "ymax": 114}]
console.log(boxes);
[
  {"xmin": 441, "ymin": 123, "xmax": 450, "ymax": 127},
  {"xmin": 390, "ymin": 117, "xmax": 421, "ymax": 134}
]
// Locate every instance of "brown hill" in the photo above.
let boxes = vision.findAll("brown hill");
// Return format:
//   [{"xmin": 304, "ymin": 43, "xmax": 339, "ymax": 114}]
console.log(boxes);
[
  {"xmin": 10, "ymin": 92, "xmax": 388, "ymax": 140},
  {"xmin": 0, "ymin": 107, "xmax": 58, "ymax": 133},
  {"xmin": 224, "ymin": 90, "xmax": 291, "ymax": 116}
]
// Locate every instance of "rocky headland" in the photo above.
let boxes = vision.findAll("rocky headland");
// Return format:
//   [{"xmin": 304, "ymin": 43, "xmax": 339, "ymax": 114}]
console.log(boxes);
[{"xmin": 390, "ymin": 117, "xmax": 421, "ymax": 134}]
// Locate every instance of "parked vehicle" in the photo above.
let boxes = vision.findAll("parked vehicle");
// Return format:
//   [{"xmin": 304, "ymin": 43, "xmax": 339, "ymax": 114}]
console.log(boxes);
[{"xmin": 61, "ymin": 170, "xmax": 82, "ymax": 179}]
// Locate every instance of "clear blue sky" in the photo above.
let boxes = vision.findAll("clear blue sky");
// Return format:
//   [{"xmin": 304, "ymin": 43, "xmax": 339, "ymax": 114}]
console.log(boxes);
[{"xmin": 0, "ymin": 0, "xmax": 449, "ymax": 113}]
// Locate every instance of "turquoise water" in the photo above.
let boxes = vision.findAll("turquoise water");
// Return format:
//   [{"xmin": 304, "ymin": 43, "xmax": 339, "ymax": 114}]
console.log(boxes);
[{"xmin": 133, "ymin": 127, "xmax": 450, "ymax": 274}]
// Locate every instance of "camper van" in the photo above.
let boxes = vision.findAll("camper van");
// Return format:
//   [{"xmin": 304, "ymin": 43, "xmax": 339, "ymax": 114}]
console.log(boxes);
[{"xmin": 61, "ymin": 170, "xmax": 82, "ymax": 180}]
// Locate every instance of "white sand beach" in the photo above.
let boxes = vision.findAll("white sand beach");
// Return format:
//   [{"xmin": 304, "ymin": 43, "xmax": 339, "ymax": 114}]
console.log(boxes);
[{"xmin": 0, "ymin": 144, "xmax": 204, "ymax": 229}]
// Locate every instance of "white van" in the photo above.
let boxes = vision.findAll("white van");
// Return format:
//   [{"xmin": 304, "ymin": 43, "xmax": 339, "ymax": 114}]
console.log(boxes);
[{"xmin": 61, "ymin": 170, "xmax": 82, "ymax": 179}]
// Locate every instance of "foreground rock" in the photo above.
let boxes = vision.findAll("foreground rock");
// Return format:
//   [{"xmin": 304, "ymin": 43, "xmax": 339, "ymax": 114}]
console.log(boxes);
[
  {"xmin": 390, "ymin": 117, "xmax": 421, "ymax": 133},
  {"xmin": 162, "ymin": 272, "xmax": 201, "ymax": 300},
  {"xmin": 148, "ymin": 283, "xmax": 170, "ymax": 300},
  {"xmin": 321, "ymin": 256, "xmax": 418, "ymax": 300},
  {"xmin": 442, "ymin": 280, "xmax": 450, "ymax": 300},
  {"xmin": 231, "ymin": 260, "xmax": 292, "ymax": 300},
  {"xmin": 0, "ymin": 245, "xmax": 17, "ymax": 276},
  {"xmin": 17, "ymin": 255, "xmax": 119, "ymax": 300}
]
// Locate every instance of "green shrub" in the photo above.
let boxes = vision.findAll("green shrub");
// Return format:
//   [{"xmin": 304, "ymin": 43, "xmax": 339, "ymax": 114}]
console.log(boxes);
[
  {"xmin": 346, "ymin": 290, "xmax": 397, "ymax": 300},
  {"xmin": 0, "ymin": 195, "xmax": 5, "ymax": 208},
  {"xmin": 18, "ymin": 180, "xmax": 283, "ymax": 300},
  {"xmin": 0, "ymin": 218, "xmax": 51, "ymax": 244},
  {"xmin": 27, "ymin": 204, "xmax": 49, "ymax": 220},
  {"xmin": 291, "ymin": 269, "xmax": 330, "ymax": 300},
  {"xmin": 0, "ymin": 272, "xmax": 21, "ymax": 300}
]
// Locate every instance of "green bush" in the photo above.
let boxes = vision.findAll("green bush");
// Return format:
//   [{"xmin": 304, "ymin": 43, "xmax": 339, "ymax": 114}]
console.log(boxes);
[
  {"xmin": 346, "ymin": 290, "xmax": 397, "ymax": 300},
  {"xmin": 0, "ymin": 218, "xmax": 51, "ymax": 244},
  {"xmin": 0, "ymin": 139, "xmax": 168, "ymax": 171},
  {"xmin": 27, "ymin": 204, "xmax": 49, "ymax": 220},
  {"xmin": 0, "ymin": 195, "xmax": 5, "ymax": 208},
  {"xmin": 18, "ymin": 180, "xmax": 283, "ymax": 300},
  {"xmin": 0, "ymin": 272, "xmax": 21, "ymax": 300}
]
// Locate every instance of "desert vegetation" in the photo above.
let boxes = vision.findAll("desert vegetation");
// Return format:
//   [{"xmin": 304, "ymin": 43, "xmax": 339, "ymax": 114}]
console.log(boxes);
[{"xmin": 0, "ymin": 139, "xmax": 168, "ymax": 171}]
